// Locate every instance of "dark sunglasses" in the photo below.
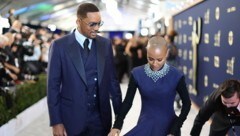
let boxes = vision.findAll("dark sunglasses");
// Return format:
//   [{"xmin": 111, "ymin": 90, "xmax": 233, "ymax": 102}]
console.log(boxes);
[{"xmin": 80, "ymin": 18, "xmax": 104, "ymax": 28}]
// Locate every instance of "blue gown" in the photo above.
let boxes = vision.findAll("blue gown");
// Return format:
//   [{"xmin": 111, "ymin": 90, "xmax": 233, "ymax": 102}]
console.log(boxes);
[{"xmin": 113, "ymin": 64, "xmax": 191, "ymax": 136}]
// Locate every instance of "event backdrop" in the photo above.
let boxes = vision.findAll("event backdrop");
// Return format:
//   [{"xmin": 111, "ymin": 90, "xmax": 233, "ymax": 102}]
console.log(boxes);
[{"xmin": 173, "ymin": 0, "xmax": 240, "ymax": 108}]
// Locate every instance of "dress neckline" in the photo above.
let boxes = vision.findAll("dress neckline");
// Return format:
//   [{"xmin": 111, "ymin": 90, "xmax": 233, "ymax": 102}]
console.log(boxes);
[{"xmin": 144, "ymin": 63, "xmax": 170, "ymax": 82}]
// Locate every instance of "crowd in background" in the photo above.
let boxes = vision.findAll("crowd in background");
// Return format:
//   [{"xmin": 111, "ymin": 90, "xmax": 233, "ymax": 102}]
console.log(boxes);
[
  {"xmin": 111, "ymin": 31, "xmax": 178, "ymax": 83},
  {"xmin": 0, "ymin": 15, "xmax": 65, "ymax": 94},
  {"xmin": 112, "ymin": 36, "xmax": 148, "ymax": 83}
]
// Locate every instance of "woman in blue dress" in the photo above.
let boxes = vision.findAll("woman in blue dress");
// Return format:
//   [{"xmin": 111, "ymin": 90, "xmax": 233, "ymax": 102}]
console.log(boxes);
[{"xmin": 108, "ymin": 36, "xmax": 191, "ymax": 136}]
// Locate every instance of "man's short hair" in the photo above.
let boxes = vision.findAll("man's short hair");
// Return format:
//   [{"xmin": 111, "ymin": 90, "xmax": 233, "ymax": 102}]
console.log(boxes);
[
  {"xmin": 219, "ymin": 79, "xmax": 240, "ymax": 98},
  {"xmin": 77, "ymin": 3, "xmax": 99, "ymax": 19}
]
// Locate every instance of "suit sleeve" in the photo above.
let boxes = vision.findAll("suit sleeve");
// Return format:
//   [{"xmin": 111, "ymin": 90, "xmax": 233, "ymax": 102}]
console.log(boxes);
[
  {"xmin": 108, "ymin": 40, "xmax": 122, "ymax": 115},
  {"xmin": 113, "ymin": 73, "xmax": 137, "ymax": 129},
  {"xmin": 170, "ymin": 76, "xmax": 191, "ymax": 135},
  {"xmin": 47, "ymin": 41, "xmax": 63, "ymax": 126},
  {"xmin": 190, "ymin": 91, "xmax": 219, "ymax": 136}
]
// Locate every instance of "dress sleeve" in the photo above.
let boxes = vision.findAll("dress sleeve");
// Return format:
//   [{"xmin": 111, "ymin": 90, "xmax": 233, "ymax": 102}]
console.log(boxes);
[
  {"xmin": 170, "ymin": 76, "xmax": 191, "ymax": 135},
  {"xmin": 113, "ymin": 73, "xmax": 138, "ymax": 130}
]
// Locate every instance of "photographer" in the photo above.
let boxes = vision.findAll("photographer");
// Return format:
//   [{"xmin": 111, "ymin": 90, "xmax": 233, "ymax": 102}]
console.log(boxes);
[
  {"xmin": 8, "ymin": 24, "xmax": 41, "ymax": 82},
  {"xmin": 23, "ymin": 33, "xmax": 42, "ymax": 75},
  {"xmin": 191, "ymin": 79, "xmax": 240, "ymax": 136},
  {"xmin": 0, "ymin": 35, "xmax": 17, "ymax": 87},
  {"xmin": 0, "ymin": 34, "xmax": 14, "ymax": 107}
]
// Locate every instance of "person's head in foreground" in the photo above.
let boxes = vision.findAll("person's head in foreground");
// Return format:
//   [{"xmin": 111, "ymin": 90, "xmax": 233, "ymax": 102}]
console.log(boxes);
[{"xmin": 219, "ymin": 79, "xmax": 240, "ymax": 112}]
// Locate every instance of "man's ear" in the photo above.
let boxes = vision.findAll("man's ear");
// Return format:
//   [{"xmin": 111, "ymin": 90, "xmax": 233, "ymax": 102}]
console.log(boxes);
[{"xmin": 76, "ymin": 18, "xmax": 80, "ymax": 25}]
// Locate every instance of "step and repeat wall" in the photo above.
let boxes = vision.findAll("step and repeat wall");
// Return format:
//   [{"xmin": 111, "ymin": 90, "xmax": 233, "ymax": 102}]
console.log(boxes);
[{"xmin": 173, "ymin": 0, "xmax": 240, "ymax": 107}]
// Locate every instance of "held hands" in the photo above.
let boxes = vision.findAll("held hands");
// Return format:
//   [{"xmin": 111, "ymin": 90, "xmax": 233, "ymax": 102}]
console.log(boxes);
[
  {"xmin": 108, "ymin": 128, "xmax": 121, "ymax": 136},
  {"xmin": 52, "ymin": 124, "xmax": 67, "ymax": 136}
]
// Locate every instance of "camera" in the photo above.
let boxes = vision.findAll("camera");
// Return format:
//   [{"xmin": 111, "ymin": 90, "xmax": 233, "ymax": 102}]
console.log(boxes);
[
  {"xmin": 0, "ymin": 51, "xmax": 9, "ymax": 63},
  {"xmin": 12, "ymin": 40, "xmax": 34, "ymax": 56}
]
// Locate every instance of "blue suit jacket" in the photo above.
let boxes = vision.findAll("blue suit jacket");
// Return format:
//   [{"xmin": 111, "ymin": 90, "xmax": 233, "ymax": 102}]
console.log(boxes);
[{"xmin": 47, "ymin": 31, "xmax": 122, "ymax": 134}]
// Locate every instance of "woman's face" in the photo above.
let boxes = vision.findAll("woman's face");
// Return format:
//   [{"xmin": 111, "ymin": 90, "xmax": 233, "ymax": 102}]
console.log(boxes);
[{"xmin": 147, "ymin": 46, "xmax": 168, "ymax": 71}]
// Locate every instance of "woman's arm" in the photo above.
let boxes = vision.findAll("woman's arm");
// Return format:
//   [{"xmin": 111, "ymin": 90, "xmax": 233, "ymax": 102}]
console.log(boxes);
[
  {"xmin": 113, "ymin": 73, "xmax": 138, "ymax": 130},
  {"xmin": 170, "ymin": 76, "xmax": 191, "ymax": 135}
]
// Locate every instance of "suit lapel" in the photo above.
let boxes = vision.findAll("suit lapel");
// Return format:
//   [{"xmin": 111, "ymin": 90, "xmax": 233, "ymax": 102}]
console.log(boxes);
[
  {"xmin": 95, "ymin": 37, "xmax": 106, "ymax": 85},
  {"xmin": 66, "ymin": 32, "xmax": 88, "ymax": 86}
]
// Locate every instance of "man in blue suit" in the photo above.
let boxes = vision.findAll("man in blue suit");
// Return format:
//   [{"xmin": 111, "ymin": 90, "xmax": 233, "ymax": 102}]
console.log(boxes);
[{"xmin": 47, "ymin": 3, "xmax": 122, "ymax": 136}]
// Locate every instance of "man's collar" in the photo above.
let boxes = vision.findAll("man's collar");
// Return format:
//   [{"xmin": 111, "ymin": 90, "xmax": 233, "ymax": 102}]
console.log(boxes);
[{"xmin": 74, "ymin": 28, "xmax": 92, "ymax": 48}]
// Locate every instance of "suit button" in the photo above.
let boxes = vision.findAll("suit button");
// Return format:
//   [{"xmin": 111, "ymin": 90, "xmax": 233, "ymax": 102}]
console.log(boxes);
[{"xmin": 94, "ymin": 78, "xmax": 97, "ymax": 81}]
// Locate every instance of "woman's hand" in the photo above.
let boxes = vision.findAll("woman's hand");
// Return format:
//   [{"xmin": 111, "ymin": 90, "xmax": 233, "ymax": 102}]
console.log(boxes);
[{"xmin": 108, "ymin": 128, "xmax": 121, "ymax": 136}]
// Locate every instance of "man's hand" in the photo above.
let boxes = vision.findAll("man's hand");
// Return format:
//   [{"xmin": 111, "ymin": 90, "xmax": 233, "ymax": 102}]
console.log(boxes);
[
  {"xmin": 108, "ymin": 128, "xmax": 121, "ymax": 136},
  {"xmin": 52, "ymin": 124, "xmax": 67, "ymax": 136}
]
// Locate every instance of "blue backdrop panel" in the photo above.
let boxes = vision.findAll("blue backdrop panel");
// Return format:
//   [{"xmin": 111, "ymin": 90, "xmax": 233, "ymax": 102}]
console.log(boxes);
[{"xmin": 173, "ymin": 0, "xmax": 240, "ymax": 108}]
